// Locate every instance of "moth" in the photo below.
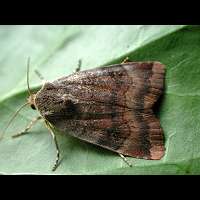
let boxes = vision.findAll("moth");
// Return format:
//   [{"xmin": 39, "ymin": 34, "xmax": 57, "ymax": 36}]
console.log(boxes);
[{"xmin": 1, "ymin": 58, "xmax": 165, "ymax": 171}]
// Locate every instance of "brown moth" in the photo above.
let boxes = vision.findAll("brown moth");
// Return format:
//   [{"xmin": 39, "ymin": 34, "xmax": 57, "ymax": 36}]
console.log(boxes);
[{"xmin": 2, "ymin": 58, "xmax": 165, "ymax": 171}]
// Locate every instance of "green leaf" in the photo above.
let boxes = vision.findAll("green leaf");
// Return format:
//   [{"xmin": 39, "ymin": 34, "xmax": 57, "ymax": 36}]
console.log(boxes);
[{"xmin": 1, "ymin": 25, "xmax": 198, "ymax": 175}]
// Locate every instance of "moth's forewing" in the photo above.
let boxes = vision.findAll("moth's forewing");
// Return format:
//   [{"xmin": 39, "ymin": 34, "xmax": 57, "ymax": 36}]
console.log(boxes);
[{"xmin": 35, "ymin": 62, "xmax": 165, "ymax": 159}]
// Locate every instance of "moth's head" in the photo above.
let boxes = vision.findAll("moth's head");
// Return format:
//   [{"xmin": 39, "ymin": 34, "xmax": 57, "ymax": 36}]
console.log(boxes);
[{"xmin": 27, "ymin": 94, "xmax": 36, "ymax": 110}]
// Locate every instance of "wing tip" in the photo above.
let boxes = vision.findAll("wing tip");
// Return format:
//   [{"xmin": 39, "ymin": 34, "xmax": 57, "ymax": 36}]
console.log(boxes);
[
  {"xmin": 149, "ymin": 143, "xmax": 165, "ymax": 160},
  {"xmin": 146, "ymin": 114, "xmax": 165, "ymax": 160},
  {"xmin": 152, "ymin": 61, "xmax": 165, "ymax": 74}
]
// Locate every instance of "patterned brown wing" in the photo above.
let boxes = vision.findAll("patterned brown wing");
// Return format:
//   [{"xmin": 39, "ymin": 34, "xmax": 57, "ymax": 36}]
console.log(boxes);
[
  {"xmin": 46, "ymin": 107, "xmax": 164, "ymax": 159},
  {"xmin": 52, "ymin": 61, "xmax": 165, "ymax": 110}
]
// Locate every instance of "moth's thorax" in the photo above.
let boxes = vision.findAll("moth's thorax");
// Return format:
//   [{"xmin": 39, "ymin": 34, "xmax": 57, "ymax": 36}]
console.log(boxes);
[{"xmin": 34, "ymin": 81, "xmax": 76, "ymax": 120}]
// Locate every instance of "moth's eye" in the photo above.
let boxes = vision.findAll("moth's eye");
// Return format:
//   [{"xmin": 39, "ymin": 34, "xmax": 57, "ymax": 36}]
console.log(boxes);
[{"xmin": 31, "ymin": 104, "xmax": 36, "ymax": 110}]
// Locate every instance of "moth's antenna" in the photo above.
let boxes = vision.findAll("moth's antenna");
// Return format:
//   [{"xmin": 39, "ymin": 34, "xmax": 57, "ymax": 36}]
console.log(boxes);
[
  {"xmin": 0, "ymin": 58, "xmax": 33, "ymax": 140},
  {"xmin": 0, "ymin": 102, "xmax": 29, "ymax": 141},
  {"xmin": 27, "ymin": 57, "xmax": 32, "ymax": 96}
]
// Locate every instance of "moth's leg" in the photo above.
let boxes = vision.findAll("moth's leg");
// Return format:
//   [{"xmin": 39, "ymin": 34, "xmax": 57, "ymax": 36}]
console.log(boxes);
[
  {"xmin": 12, "ymin": 116, "xmax": 42, "ymax": 138},
  {"xmin": 45, "ymin": 121, "xmax": 60, "ymax": 171},
  {"xmin": 75, "ymin": 59, "xmax": 82, "ymax": 72},
  {"xmin": 119, "ymin": 153, "xmax": 132, "ymax": 167},
  {"xmin": 121, "ymin": 57, "xmax": 130, "ymax": 64}
]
